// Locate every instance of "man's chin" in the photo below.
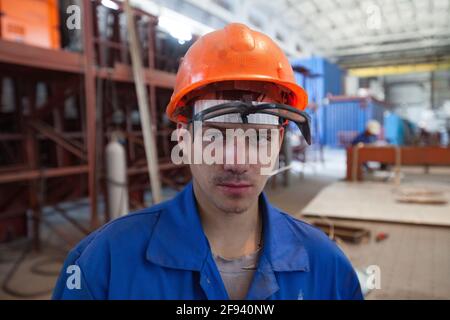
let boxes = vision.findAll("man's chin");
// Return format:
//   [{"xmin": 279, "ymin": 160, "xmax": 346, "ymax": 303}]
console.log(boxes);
[{"xmin": 214, "ymin": 199, "xmax": 254, "ymax": 214}]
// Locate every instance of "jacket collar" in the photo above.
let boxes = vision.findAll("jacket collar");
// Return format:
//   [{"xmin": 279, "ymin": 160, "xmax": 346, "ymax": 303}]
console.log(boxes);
[{"xmin": 146, "ymin": 181, "xmax": 309, "ymax": 273}]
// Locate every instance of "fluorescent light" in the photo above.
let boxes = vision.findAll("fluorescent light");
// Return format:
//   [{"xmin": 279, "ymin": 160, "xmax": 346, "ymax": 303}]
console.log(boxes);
[
  {"xmin": 131, "ymin": 1, "xmax": 213, "ymax": 37},
  {"xmin": 101, "ymin": 0, "xmax": 119, "ymax": 10},
  {"xmin": 158, "ymin": 16, "xmax": 193, "ymax": 43}
]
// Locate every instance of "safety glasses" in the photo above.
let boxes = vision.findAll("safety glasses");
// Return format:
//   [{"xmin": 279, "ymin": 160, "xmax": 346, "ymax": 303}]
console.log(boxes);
[{"xmin": 189, "ymin": 101, "xmax": 311, "ymax": 145}]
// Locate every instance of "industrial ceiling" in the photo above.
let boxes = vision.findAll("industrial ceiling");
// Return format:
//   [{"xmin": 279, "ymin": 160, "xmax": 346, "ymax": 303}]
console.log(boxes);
[{"xmin": 139, "ymin": 0, "xmax": 450, "ymax": 68}]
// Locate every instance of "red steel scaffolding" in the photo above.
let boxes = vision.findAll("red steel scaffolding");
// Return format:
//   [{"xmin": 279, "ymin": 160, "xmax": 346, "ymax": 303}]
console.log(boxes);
[{"xmin": 0, "ymin": 0, "xmax": 191, "ymax": 248}]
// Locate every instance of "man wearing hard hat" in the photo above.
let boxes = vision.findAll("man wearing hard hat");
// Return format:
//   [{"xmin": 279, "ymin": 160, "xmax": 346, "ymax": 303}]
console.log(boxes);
[
  {"xmin": 352, "ymin": 120, "xmax": 382, "ymax": 145},
  {"xmin": 53, "ymin": 23, "xmax": 363, "ymax": 300}
]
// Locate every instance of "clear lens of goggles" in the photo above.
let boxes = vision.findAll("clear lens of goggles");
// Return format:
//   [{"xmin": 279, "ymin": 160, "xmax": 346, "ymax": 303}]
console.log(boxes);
[{"xmin": 190, "ymin": 101, "xmax": 311, "ymax": 145}]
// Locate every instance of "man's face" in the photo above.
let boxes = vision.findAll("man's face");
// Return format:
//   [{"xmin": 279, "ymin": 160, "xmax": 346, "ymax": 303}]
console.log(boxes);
[{"xmin": 188, "ymin": 121, "xmax": 283, "ymax": 214}]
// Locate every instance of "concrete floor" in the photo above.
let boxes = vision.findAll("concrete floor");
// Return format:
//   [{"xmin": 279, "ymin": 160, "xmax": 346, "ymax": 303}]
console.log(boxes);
[
  {"xmin": 1, "ymin": 148, "xmax": 449, "ymax": 300},
  {"xmin": 267, "ymin": 150, "xmax": 450, "ymax": 300},
  {"xmin": 276, "ymin": 193, "xmax": 450, "ymax": 299},
  {"xmin": 326, "ymin": 219, "xmax": 450, "ymax": 299}
]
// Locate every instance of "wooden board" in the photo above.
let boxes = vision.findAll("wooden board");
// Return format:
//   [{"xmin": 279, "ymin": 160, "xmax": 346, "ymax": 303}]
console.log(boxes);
[{"xmin": 302, "ymin": 181, "xmax": 450, "ymax": 226}]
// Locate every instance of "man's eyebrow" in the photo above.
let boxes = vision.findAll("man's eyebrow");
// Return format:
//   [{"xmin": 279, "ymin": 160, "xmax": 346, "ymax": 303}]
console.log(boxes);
[
  {"xmin": 203, "ymin": 124, "xmax": 228, "ymax": 131},
  {"xmin": 203, "ymin": 123, "xmax": 281, "ymax": 131}
]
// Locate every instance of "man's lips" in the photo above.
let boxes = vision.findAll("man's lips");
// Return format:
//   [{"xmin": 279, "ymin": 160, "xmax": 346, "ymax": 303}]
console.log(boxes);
[
  {"xmin": 217, "ymin": 182, "xmax": 252, "ymax": 188},
  {"xmin": 216, "ymin": 182, "xmax": 253, "ymax": 196}
]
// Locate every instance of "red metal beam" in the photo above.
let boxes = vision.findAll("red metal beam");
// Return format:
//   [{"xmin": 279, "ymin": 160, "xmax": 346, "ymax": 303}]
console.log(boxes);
[
  {"xmin": 0, "ymin": 39, "xmax": 83, "ymax": 73},
  {"xmin": 0, "ymin": 41, "xmax": 176, "ymax": 88},
  {"xmin": 28, "ymin": 120, "xmax": 87, "ymax": 160},
  {"xmin": 127, "ymin": 162, "xmax": 188, "ymax": 175},
  {"xmin": 0, "ymin": 165, "xmax": 89, "ymax": 184},
  {"xmin": 346, "ymin": 146, "xmax": 450, "ymax": 181},
  {"xmin": 83, "ymin": 0, "xmax": 99, "ymax": 229},
  {"xmin": 96, "ymin": 64, "xmax": 176, "ymax": 88}
]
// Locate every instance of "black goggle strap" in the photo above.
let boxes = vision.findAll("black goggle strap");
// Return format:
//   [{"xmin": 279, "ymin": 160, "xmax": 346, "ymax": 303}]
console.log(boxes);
[{"xmin": 190, "ymin": 101, "xmax": 312, "ymax": 145}]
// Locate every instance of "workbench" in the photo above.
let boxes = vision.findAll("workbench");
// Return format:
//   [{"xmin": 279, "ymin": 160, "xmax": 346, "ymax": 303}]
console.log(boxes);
[{"xmin": 346, "ymin": 146, "xmax": 450, "ymax": 181}]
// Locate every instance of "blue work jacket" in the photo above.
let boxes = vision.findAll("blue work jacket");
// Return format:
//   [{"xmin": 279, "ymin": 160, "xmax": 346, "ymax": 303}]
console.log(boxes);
[{"xmin": 53, "ymin": 182, "xmax": 363, "ymax": 300}]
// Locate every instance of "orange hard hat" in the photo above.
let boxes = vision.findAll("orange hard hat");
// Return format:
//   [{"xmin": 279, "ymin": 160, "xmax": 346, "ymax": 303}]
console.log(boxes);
[{"xmin": 166, "ymin": 23, "xmax": 308, "ymax": 122}]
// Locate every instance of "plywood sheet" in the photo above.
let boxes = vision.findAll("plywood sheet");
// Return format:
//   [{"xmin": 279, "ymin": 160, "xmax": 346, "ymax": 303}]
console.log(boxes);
[{"xmin": 301, "ymin": 181, "xmax": 450, "ymax": 226}]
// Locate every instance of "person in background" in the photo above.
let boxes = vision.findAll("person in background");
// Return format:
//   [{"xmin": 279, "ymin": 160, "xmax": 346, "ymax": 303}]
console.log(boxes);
[{"xmin": 352, "ymin": 120, "xmax": 381, "ymax": 146}]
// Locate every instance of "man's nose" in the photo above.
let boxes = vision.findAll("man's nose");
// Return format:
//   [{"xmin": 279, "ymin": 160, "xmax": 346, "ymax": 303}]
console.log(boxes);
[
  {"xmin": 223, "ymin": 138, "xmax": 251, "ymax": 174},
  {"xmin": 223, "ymin": 162, "xmax": 250, "ymax": 175}
]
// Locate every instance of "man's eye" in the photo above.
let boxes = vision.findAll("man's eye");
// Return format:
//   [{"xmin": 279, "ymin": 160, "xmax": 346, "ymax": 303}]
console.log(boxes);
[
  {"xmin": 247, "ymin": 134, "xmax": 271, "ymax": 145},
  {"xmin": 204, "ymin": 131, "xmax": 222, "ymax": 140},
  {"xmin": 257, "ymin": 134, "xmax": 271, "ymax": 142}
]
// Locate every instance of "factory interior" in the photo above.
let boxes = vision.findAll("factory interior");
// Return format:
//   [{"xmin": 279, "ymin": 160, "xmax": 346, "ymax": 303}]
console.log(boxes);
[{"xmin": 0, "ymin": 0, "xmax": 449, "ymax": 300}]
